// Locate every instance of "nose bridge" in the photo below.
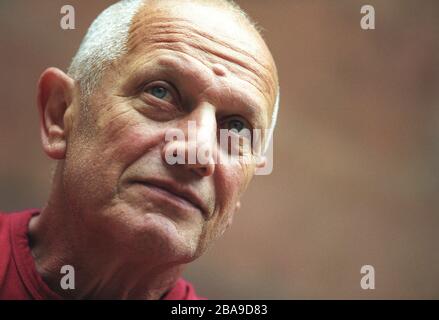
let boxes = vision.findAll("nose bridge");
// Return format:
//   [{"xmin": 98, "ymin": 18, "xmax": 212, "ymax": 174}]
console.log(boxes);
[
  {"xmin": 187, "ymin": 103, "xmax": 217, "ymax": 148},
  {"xmin": 162, "ymin": 102, "xmax": 218, "ymax": 177}
]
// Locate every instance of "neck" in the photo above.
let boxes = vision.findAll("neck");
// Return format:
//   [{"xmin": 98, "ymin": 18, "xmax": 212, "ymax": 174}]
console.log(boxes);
[{"xmin": 28, "ymin": 189, "xmax": 184, "ymax": 299}]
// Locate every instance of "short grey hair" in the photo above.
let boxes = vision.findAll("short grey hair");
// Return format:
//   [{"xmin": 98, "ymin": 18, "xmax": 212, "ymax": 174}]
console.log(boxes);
[
  {"xmin": 67, "ymin": 0, "xmax": 145, "ymax": 99},
  {"xmin": 67, "ymin": 0, "xmax": 279, "ymax": 152}
]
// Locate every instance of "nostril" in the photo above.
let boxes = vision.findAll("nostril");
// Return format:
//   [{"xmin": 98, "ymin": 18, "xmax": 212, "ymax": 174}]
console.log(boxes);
[
  {"xmin": 193, "ymin": 166, "xmax": 208, "ymax": 177},
  {"xmin": 196, "ymin": 161, "xmax": 215, "ymax": 177}
]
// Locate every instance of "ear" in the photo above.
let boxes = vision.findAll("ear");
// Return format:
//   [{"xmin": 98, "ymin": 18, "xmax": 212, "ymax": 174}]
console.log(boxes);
[
  {"xmin": 221, "ymin": 201, "xmax": 241, "ymax": 236},
  {"xmin": 225, "ymin": 201, "xmax": 241, "ymax": 230},
  {"xmin": 255, "ymin": 155, "xmax": 267, "ymax": 169},
  {"xmin": 37, "ymin": 68, "xmax": 75, "ymax": 160},
  {"xmin": 235, "ymin": 201, "xmax": 241, "ymax": 213}
]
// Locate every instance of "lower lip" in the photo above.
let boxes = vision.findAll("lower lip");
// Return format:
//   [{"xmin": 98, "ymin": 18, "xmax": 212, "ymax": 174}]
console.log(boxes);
[{"xmin": 133, "ymin": 182, "xmax": 202, "ymax": 215}]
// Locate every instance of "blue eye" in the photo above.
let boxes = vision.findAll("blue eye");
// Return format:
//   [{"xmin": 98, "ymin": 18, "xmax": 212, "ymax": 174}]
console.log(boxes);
[
  {"xmin": 227, "ymin": 118, "xmax": 246, "ymax": 133},
  {"xmin": 149, "ymin": 86, "xmax": 169, "ymax": 100}
]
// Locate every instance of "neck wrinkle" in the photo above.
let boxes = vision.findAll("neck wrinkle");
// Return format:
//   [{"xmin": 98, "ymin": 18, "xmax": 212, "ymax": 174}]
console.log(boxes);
[{"xmin": 28, "ymin": 187, "xmax": 184, "ymax": 300}]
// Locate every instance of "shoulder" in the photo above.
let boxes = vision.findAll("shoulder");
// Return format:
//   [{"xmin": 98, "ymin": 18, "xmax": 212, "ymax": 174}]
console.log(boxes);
[
  {"xmin": 163, "ymin": 277, "xmax": 206, "ymax": 300},
  {"xmin": 180, "ymin": 278, "xmax": 206, "ymax": 300},
  {"xmin": 0, "ymin": 211, "xmax": 12, "ymax": 235},
  {"xmin": 0, "ymin": 209, "xmax": 39, "ymax": 234}
]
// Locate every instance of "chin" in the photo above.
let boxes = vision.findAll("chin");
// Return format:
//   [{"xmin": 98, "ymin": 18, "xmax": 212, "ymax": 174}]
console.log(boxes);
[{"xmin": 125, "ymin": 211, "xmax": 203, "ymax": 264}]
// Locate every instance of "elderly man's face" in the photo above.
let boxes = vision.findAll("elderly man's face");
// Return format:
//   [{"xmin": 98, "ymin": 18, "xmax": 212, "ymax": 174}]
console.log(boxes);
[{"xmin": 62, "ymin": 2, "xmax": 277, "ymax": 263}]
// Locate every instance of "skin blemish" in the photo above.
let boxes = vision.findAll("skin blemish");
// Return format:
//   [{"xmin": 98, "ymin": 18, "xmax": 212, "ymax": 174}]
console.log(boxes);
[{"xmin": 212, "ymin": 63, "xmax": 228, "ymax": 77}]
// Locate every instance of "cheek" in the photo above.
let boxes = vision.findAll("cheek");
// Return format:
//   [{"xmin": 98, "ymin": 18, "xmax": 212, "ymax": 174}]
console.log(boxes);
[
  {"xmin": 201, "ymin": 163, "xmax": 253, "ymax": 243},
  {"xmin": 94, "ymin": 107, "xmax": 166, "ymax": 170},
  {"xmin": 65, "ymin": 109, "xmax": 166, "ymax": 203},
  {"xmin": 221, "ymin": 166, "xmax": 249, "ymax": 199},
  {"xmin": 102, "ymin": 123, "xmax": 161, "ymax": 165},
  {"xmin": 217, "ymin": 158, "xmax": 256, "ymax": 201}
]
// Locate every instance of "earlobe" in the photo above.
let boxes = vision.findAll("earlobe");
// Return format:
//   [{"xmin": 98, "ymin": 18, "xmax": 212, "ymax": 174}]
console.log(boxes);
[
  {"xmin": 221, "ymin": 202, "xmax": 241, "ymax": 236},
  {"xmin": 255, "ymin": 155, "xmax": 267, "ymax": 169},
  {"xmin": 37, "ymin": 68, "xmax": 75, "ymax": 160},
  {"xmin": 235, "ymin": 201, "xmax": 241, "ymax": 212},
  {"xmin": 224, "ymin": 201, "xmax": 241, "ymax": 233}
]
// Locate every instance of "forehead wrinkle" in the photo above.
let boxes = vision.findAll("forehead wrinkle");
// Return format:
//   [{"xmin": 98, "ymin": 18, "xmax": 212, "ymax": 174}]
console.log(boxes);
[
  {"xmin": 150, "ymin": 41, "xmax": 271, "ymax": 111},
  {"xmin": 127, "ymin": 16, "xmax": 276, "ymax": 105},
  {"xmin": 130, "ymin": 17, "xmax": 273, "ymax": 74}
]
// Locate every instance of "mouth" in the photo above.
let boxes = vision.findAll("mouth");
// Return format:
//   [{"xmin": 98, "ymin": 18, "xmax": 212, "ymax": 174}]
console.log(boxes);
[{"xmin": 132, "ymin": 178, "xmax": 207, "ymax": 218}]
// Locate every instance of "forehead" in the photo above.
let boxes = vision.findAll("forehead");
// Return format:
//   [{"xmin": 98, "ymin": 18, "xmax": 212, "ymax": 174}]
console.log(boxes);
[{"xmin": 120, "ymin": 1, "xmax": 277, "ymax": 124}]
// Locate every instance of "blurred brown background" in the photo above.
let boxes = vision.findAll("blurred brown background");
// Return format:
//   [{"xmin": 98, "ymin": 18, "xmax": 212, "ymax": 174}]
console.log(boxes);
[{"xmin": 0, "ymin": 0, "xmax": 438, "ymax": 299}]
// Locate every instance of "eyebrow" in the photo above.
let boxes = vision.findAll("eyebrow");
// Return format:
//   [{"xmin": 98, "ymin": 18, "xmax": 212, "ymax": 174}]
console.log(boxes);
[{"xmin": 222, "ymin": 93, "xmax": 268, "ymax": 130}]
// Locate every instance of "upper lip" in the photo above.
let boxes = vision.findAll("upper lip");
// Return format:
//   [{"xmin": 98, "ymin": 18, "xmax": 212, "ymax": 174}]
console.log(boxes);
[{"xmin": 133, "ymin": 177, "xmax": 208, "ymax": 217}]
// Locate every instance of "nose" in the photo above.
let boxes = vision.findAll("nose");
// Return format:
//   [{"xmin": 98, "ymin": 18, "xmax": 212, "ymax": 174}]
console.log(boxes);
[{"xmin": 162, "ymin": 104, "xmax": 217, "ymax": 177}]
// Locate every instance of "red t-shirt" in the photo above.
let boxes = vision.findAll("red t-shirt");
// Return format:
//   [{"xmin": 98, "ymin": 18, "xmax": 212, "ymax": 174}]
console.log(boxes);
[{"xmin": 0, "ymin": 209, "xmax": 203, "ymax": 300}]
